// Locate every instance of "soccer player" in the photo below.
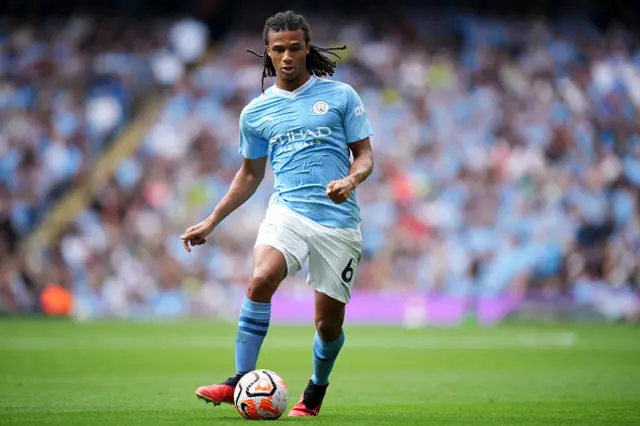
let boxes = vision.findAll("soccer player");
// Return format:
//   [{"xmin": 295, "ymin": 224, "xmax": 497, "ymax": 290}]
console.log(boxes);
[{"xmin": 180, "ymin": 10, "xmax": 374, "ymax": 417}]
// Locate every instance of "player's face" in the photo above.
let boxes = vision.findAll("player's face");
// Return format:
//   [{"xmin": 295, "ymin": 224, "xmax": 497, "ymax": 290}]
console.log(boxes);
[{"xmin": 267, "ymin": 30, "xmax": 310, "ymax": 84}]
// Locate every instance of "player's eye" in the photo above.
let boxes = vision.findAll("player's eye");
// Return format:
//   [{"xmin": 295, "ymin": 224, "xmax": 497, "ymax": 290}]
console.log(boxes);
[{"xmin": 272, "ymin": 47, "xmax": 285, "ymax": 54}]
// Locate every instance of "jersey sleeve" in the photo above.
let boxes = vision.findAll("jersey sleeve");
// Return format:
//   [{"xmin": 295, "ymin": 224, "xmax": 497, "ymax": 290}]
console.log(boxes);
[
  {"xmin": 342, "ymin": 85, "xmax": 374, "ymax": 143},
  {"xmin": 238, "ymin": 108, "xmax": 269, "ymax": 159}
]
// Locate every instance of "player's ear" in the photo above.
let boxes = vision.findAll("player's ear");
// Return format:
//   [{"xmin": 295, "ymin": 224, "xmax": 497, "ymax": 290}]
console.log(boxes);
[{"xmin": 305, "ymin": 44, "xmax": 310, "ymax": 55}]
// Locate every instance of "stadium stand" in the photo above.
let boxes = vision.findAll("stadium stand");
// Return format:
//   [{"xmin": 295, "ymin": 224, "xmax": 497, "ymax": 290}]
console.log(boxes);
[{"xmin": 1, "ymin": 11, "xmax": 638, "ymax": 321}]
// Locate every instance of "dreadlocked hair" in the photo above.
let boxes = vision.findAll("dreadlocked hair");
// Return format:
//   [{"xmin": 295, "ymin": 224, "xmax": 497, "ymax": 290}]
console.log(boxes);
[{"xmin": 246, "ymin": 10, "xmax": 347, "ymax": 93}]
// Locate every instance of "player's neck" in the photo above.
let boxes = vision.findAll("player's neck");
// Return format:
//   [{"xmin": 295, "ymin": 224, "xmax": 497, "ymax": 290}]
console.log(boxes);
[{"xmin": 275, "ymin": 72, "xmax": 311, "ymax": 93}]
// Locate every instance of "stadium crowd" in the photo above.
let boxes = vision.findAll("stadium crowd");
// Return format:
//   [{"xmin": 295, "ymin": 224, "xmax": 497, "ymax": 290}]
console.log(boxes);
[{"xmin": 1, "ymin": 12, "xmax": 639, "ymax": 321}]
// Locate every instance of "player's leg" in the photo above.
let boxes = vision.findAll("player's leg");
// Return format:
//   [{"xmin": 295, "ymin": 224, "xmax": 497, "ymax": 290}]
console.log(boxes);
[
  {"xmin": 196, "ymin": 246, "xmax": 286, "ymax": 405},
  {"xmin": 196, "ymin": 204, "xmax": 308, "ymax": 406},
  {"xmin": 235, "ymin": 245, "xmax": 286, "ymax": 375},
  {"xmin": 289, "ymin": 291, "xmax": 346, "ymax": 416},
  {"xmin": 289, "ymin": 224, "xmax": 361, "ymax": 417},
  {"xmin": 311, "ymin": 291, "xmax": 346, "ymax": 385}
]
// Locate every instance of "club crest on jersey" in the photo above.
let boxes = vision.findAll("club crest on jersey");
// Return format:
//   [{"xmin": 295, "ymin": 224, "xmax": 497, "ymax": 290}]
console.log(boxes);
[{"xmin": 312, "ymin": 100, "xmax": 329, "ymax": 115}]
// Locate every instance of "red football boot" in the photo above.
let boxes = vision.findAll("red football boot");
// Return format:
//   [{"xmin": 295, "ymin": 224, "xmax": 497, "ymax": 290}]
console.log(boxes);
[
  {"xmin": 195, "ymin": 376, "xmax": 239, "ymax": 406},
  {"xmin": 288, "ymin": 380, "xmax": 328, "ymax": 417}
]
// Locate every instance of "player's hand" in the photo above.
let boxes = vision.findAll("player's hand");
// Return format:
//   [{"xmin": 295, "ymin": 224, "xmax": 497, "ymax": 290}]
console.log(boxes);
[
  {"xmin": 326, "ymin": 176, "xmax": 357, "ymax": 204},
  {"xmin": 180, "ymin": 219, "xmax": 215, "ymax": 253}
]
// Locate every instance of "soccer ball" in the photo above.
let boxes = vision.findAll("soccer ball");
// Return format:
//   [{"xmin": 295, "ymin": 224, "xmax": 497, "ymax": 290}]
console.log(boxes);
[{"xmin": 234, "ymin": 369, "xmax": 289, "ymax": 420}]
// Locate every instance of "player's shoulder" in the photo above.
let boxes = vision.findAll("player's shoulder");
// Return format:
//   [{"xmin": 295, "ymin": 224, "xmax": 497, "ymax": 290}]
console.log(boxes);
[
  {"xmin": 241, "ymin": 93, "xmax": 269, "ymax": 116},
  {"xmin": 314, "ymin": 78, "xmax": 356, "ymax": 95},
  {"xmin": 240, "ymin": 91, "xmax": 279, "ymax": 125},
  {"xmin": 313, "ymin": 79, "xmax": 361, "ymax": 112}
]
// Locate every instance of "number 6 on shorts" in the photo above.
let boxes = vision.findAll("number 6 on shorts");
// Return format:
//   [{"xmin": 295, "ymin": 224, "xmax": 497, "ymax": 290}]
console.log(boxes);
[
  {"xmin": 341, "ymin": 259, "xmax": 355, "ymax": 283},
  {"xmin": 307, "ymin": 229, "xmax": 362, "ymax": 304}
]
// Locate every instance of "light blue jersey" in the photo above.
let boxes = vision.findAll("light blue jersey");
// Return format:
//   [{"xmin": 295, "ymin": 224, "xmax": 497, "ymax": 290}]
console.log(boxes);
[{"xmin": 239, "ymin": 77, "xmax": 373, "ymax": 229}]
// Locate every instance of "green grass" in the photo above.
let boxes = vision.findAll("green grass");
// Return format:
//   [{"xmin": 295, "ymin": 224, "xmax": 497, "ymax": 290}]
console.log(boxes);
[{"xmin": 1, "ymin": 320, "xmax": 639, "ymax": 425}]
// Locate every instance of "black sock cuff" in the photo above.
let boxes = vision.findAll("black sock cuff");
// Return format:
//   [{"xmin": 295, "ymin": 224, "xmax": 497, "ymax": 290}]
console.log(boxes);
[{"xmin": 303, "ymin": 379, "xmax": 328, "ymax": 408}]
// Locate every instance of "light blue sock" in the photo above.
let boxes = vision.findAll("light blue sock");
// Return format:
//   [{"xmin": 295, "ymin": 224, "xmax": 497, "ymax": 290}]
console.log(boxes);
[
  {"xmin": 235, "ymin": 297, "xmax": 271, "ymax": 375},
  {"xmin": 311, "ymin": 330, "xmax": 345, "ymax": 386}
]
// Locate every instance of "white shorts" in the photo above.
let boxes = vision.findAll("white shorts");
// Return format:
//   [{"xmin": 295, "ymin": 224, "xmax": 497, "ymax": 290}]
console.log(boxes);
[{"xmin": 254, "ymin": 203, "xmax": 362, "ymax": 304}]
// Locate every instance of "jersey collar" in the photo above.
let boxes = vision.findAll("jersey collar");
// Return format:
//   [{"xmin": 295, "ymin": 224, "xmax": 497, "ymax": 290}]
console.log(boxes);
[{"xmin": 269, "ymin": 76, "xmax": 316, "ymax": 99}]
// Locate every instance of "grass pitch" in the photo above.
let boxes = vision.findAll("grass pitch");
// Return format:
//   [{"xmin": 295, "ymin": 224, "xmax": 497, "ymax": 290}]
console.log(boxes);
[{"xmin": 1, "ymin": 319, "xmax": 639, "ymax": 425}]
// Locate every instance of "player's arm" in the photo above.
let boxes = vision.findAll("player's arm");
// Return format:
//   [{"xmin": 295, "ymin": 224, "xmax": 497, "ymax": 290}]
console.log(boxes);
[
  {"xmin": 327, "ymin": 85, "xmax": 375, "ymax": 205},
  {"xmin": 208, "ymin": 156, "xmax": 268, "ymax": 228},
  {"xmin": 181, "ymin": 107, "xmax": 269, "ymax": 252},
  {"xmin": 181, "ymin": 157, "xmax": 267, "ymax": 252},
  {"xmin": 207, "ymin": 107, "xmax": 269, "ymax": 227},
  {"xmin": 347, "ymin": 137, "xmax": 374, "ymax": 187},
  {"xmin": 327, "ymin": 138, "xmax": 374, "ymax": 204}
]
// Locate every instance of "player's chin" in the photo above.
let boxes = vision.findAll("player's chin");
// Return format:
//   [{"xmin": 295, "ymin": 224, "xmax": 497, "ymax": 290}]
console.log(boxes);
[{"xmin": 279, "ymin": 69, "xmax": 298, "ymax": 80}]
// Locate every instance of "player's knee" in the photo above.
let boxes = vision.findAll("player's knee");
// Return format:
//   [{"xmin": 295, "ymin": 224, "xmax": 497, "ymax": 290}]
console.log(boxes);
[
  {"xmin": 247, "ymin": 270, "xmax": 281, "ymax": 303},
  {"xmin": 314, "ymin": 318, "xmax": 342, "ymax": 342}
]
